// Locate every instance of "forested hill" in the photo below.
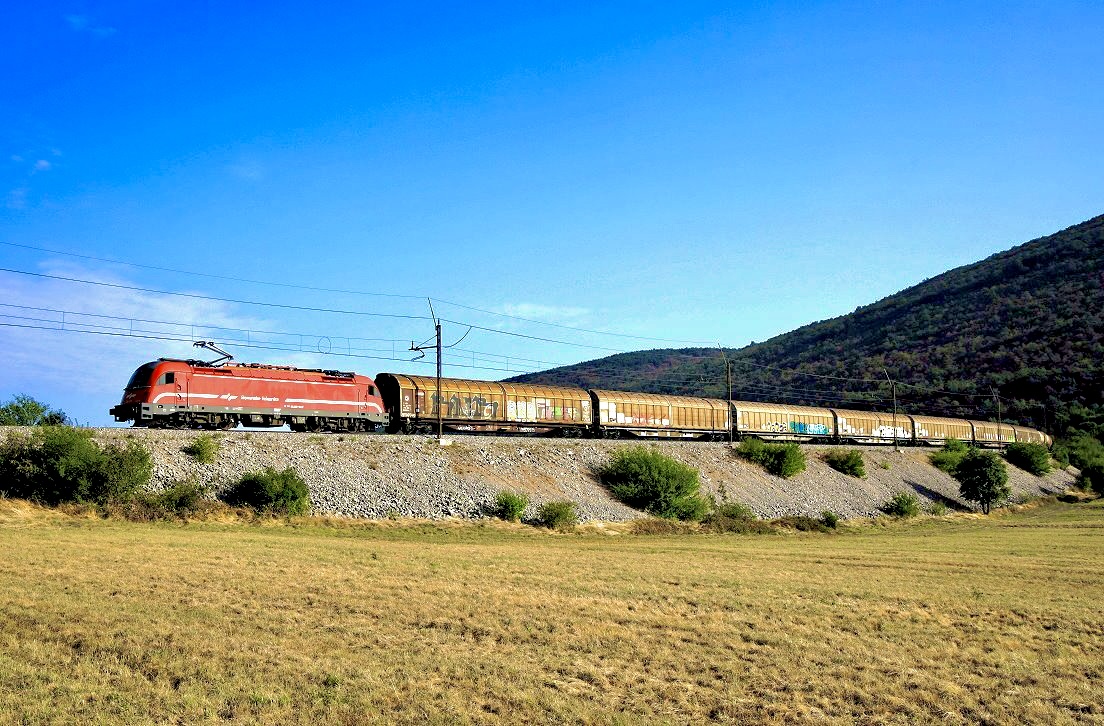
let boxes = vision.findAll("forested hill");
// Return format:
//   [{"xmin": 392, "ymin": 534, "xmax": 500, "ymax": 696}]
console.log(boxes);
[{"xmin": 508, "ymin": 214, "xmax": 1104, "ymax": 435}]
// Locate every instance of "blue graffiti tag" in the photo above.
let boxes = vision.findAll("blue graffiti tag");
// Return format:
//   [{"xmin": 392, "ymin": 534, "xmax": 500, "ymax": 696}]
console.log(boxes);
[{"xmin": 789, "ymin": 421, "xmax": 829, "ymax": 435}]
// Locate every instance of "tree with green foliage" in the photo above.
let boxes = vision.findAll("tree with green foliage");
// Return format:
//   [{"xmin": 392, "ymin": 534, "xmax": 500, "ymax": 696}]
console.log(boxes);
[
  {"xmin": 598, "ymin": 446, "xmax": 709, "ymax": 520},
  {"xmin": 882, "ymin": 492, "xmax": 920, "ymax": 518},
  {"xmin": 224, "ymin": 467, "xmax": 310, "ymax": 515},
  {"xmin": 1004, "ymin": 442, "xmax": 1051, "ymax": 476},
  {"xmin": 930, "ymin": 439, "xmax": 969, "ymax": 475},
  {"xmin": 489, "ymin": 490, "xmax": 529, "ymax": 522},
  {"xmin": 956, "ymin": 449, "xmax": 1010, "ymax": 514},
  {"xmin": 536, "ymin": 500, "xmax": 578, "ymax": 529},
  {"xmin": 1078, "ymin": 461, "xmax": 1104, "ymax": 495},
  {"xmin": 182, "ymin": 434, "xmax": 219, "ymax": 464},
  {"xmin": 824, "ymin": 449, "xmax": 865, "ymax": 478},
  {"xmin": 0, "ymin": 394, "xmax": 67, "ymax": 426},
  {"xmin": 737, "ymin": 438, "xmax": 806, "ymax": 478},
  {"xmin": 0, "ymin": 426, "xmax": 151, "ymax": 504}
]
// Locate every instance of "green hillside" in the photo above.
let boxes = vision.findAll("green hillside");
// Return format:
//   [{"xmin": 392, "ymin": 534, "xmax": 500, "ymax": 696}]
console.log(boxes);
[{"xmin": 509, "ymin": 214, "xmax": 1104, "ymax": 436}]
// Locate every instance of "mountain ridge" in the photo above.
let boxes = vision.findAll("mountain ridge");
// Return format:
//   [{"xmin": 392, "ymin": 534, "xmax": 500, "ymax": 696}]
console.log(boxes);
[{"xmin": 508, "ymin": 214, "xmax": 1104, "ymax": 433}]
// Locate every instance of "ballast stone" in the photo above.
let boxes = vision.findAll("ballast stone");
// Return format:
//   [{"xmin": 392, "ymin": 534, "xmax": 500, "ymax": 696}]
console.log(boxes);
[{"xmin": 58, "ymin": 428, "xmax": 1081, "ymax": 522}]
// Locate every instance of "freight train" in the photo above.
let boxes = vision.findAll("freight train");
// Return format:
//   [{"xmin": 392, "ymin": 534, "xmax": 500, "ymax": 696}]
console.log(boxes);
[{"xmin": 110, "ymin": 347, "xmax": 1051, "ymax": 447}]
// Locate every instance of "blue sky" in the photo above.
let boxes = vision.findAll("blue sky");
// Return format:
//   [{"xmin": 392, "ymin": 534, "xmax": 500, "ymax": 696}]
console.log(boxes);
[{"xmin": 2, "ymin": 1, "xmax": 1102, "ymax": 425}]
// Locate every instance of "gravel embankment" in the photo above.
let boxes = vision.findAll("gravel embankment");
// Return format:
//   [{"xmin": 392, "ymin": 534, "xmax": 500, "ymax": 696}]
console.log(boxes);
[{"xmin": 64, "ymin": 428, "xmax": 1079, "ymax": 521}]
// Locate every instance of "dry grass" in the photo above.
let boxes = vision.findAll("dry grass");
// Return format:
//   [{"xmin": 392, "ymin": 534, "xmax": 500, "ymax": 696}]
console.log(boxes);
[{"xmin": 1, "ymin": 499, "xmax": 1102, "ymax": 724}]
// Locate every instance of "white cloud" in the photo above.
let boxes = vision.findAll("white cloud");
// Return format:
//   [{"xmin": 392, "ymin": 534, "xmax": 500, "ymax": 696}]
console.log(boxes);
[
  {"xmin": 227, "ymin": 161, "xmax": 265, "ymax": 181},
  {"xmin": 6, "ymin": 188, "xmax": 27, "ymax": 209},
  {"xmin": 11, "ymin": 155, "xmax": 23, "ymax": 163},
  {"xmin": 65, "ymin": 14, "xmax": 116, "ymax": 37},
  {"xmin": 496, "ymin": 302, "xmax": 590, "ymax": 323},
  {"xmin": 33, "ymin": 160, "xmax": 51, "ymax": 172},
  {"xmin": 0, "ymin": 264, "xmax": 281, "ymax": 423}
]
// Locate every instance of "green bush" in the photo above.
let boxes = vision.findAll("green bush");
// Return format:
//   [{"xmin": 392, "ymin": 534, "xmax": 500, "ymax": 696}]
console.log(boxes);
[
  {"xmin": 737, "ymin": 438, "xmax": 806, "ymax": 478},
  {"xmin": 224, "ymin": 467, "xmax": 310, "ymax": 515},
  {"xmin": 536, "ymin": 500, "xmax": 578, "ymax": 530},
  {"xmin": 182, "ymin": 434, "xmax": 219, "ymax": 465},
  {"xmin": 110, "ymin": 481, "xmax": 215, "ymax": 521},
  {"xmin": 1077, "ymin": 461, "xmax": 1104, "ymax": 495},
  {"xmin": 930, "ymin": 439, "xmax": 970, "ymax": 475},
  {"xmin": 0, "ymin": 394, "xmax": 67, "ymax": 426},
  {"xmin": 1004, "ymin": 442, "xmax": 1051, "ymax": 476},
  {"xmin": 956, "ymin": 449, "xmax": 1010, "ymax": 514},
  {"xmin": 0, "ymin": 426, "xmax": 151, "ymax": 504},
  {"xmin": 928, "ymin": 501, "xmax": 948, "ymax": 516},
  {"xmin": 943, "ymin": 438, "xmax": 968, "ymax": 453},
  {"xmin": 882, "ymin": 492, "xmax": 921, "ymax": 518},
  {"xmin": 598, "ymin": 446, "xmax": 709, "ymax": 520},
  {"xmin": 774, "ymin": 515, "xmax": 830, "ymax": 532},
  {"xmin": 489, "ymin": 490, "xmax": 529, "ymax": 521},
  {"xmin": 153, "ymin": 481, "xmax": 212, "ymax": 517},
  {"xmin": 1055, "ymin": 434, "xmax": 1104, "ymax": 470},
  {"xmin": 712, "ymin": 501, "xmax": 757, "ymax": 521},
  {"xmin": 820, "ymin": 511, "xmax": 839, "ymax": 529},
  {"xmin": 701, "ymin": 501, "xmax": 770, "ymax": 533},
  {"xmin": 824, "ymin": 449, "xmax": 865, "ymax": 478},
  {"xmin": 629, "ymin": 518, "xmax": 686, "ymax": 535},
  {"xmin": 703, "ymin": 516, "xmax": 775, "ymax": 534}
]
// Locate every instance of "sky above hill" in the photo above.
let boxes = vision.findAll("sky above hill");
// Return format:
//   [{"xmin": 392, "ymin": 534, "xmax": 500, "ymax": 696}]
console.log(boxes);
[{"xmin": 2, "ymin": 1, "xmax": 1103, "ymax": 425}]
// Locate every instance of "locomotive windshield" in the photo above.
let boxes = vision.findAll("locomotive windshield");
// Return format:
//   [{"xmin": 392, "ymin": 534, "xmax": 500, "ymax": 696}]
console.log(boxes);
[{"xmin": 125, "ymin": 363, "xmax": 159, "ymax": 389}]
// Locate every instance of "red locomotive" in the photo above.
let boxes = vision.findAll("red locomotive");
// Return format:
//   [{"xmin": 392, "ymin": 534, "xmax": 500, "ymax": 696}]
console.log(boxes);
[{"xmin": 109, "ymin": 342, "xmax": 386, "ymax": 432}]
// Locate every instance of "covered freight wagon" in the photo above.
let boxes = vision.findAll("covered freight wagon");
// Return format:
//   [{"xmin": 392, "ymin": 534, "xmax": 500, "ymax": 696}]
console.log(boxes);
[
  {"xmin": 730, "ymin": 401, "xmax": 835, "ymax": 441},
  {"xmin": 910, "ymin": 415, "xmax": 974, "ymax": 445},
  {"xmin": 590, "ymin": 390, "xmax": 729, "ymax": 439},
  {"xmin": 374, "ymin": 374, "xmax": 591, "ymax": 435},
  {"xmin": 831, "ymin": 408, "xmax": 913, "ymax": 444}
]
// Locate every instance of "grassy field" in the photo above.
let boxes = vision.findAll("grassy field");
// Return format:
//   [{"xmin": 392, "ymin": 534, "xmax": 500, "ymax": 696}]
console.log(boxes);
[{"xmin": 1, "ymin": 500, "xmax": 1102, "ymax": 724}]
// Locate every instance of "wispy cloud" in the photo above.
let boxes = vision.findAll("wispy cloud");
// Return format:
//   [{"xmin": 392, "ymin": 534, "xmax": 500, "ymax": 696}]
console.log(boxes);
[
  {"xmin": 6, "ymin": 188, "xmax": 27, "ymax": 210},
  {"xmin": 7, "ymin": 146, "xmax": 63, "ymax": 208},
  {"xmin": 65, "ymin": 14, "xmax": 116, "ymax": 37},
  {"xmin": 227, "ymin": 160, "xmax": 265, "ymax": 181},
  {"xmin": 496, "ymin": 303, "xmax": 590, "ymax": 323},
  {"xmin": 0, "ymin": 264, "xmax": 283, "ymax": 422}
]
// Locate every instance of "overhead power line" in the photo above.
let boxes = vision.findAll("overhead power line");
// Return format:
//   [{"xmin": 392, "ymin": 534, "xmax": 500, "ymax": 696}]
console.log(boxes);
[
  {"xmin": 0, "ymin": 322, "xmax": 542, "ymax": 376},
  {"xmin": 0, "ymin": 241, "xmax": 425, "ymax": 301},
  {"xmin": 0, "ymin": 267, "xmax": 432, "ymax": 321},
  {"xmin": 0, "ymin": 241, "xmax": 728, "ymax": 346}
]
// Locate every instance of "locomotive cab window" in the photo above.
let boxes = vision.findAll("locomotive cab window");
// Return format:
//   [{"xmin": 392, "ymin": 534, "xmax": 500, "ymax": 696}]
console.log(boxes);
[
  {"xmin": 368, "ymin": 385, "xmax": 376, "ymax": 396},
  {"xmin": 125, "ymin": 362, "xmax": 159, "ymax": 389},
  {"xmin": 157, "ymin": 372, "xmax": 176, "ymax": 385}
]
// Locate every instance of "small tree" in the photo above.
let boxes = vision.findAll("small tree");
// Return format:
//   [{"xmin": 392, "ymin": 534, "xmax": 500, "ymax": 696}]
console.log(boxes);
[
  {"xmin": 0, "ymin": 395, "xmax": 67, "ymax": 426},
  {"xmin": 956, "ymin": 449, "xmax": 1010, "ymax": 514},
  {"xmin": 1078, "ymin": 461, "xmax": 1104, "ymax": 495},
  {"xmin": 182, "ymin": 434, "xmax": 219, "ymax": 465},
  {"xmin": 882, "ymin": 492, "xmax": 920, "ymax": 518},
  {"xmin": 225, "ymin": 467, "xmax": 310, "ymax": 515},
  {"xmin": 489, "ymin": 490, "xmax": 529, "ymax": 521},
  {"xmin": 536, "ymin": 500, "xmax": 578, "ymax": 529},
  {"xmin": 930, "ymin": 439, "xmax": 968, "ymax": 475},
  {"xmin": 598, "ymin": 446, "xmax": 709, "ymax": 520},
  {"xmin": 736, "ymin": 438, "xmax": 806, "ymax": 478},
  {"xmin": 1004, "ymin": 442, "xmax": 1051, "ymax": 476},
  {"xmin": 824, "ymin": 449, "xmax": 865, "ymax": 478},
  {"xmin": 0, "ymin": 426, "xmax": 150, "ymax": 504}
]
